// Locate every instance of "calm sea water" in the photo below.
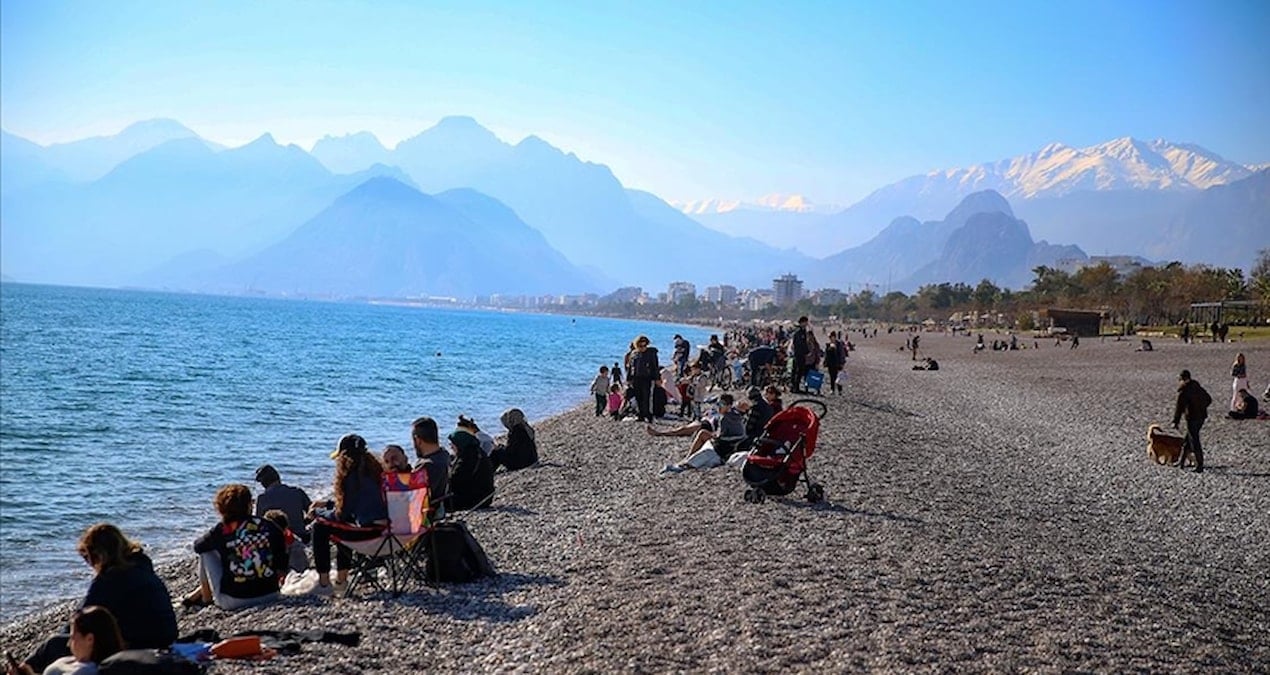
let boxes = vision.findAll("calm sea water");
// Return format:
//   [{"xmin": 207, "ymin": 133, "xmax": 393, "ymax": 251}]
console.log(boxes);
[{"xmin": 0, "ymin": 283, "xmax": 711, "ymax": 621}]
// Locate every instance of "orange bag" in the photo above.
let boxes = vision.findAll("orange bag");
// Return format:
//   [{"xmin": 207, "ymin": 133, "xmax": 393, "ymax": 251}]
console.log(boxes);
[{"xmin": 210, "ymin": 636, "xmax": 262, "ymax": 659}]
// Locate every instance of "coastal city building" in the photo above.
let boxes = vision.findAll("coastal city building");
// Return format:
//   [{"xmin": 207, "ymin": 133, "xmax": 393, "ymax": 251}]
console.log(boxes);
[
  {"xmin": 705, "ymin": 284, "xmax": 738, "ymax": 306},
  {"xmin": 773, "ymin": 273, "xmax": 804, "ymax": 307},
  {"xmin": 667, "ymin": 281, "xmax": 696, "ymax": 304},
  {"xmin": 813, "ymin": 288, "xmax": 846, "ymax": 306}
]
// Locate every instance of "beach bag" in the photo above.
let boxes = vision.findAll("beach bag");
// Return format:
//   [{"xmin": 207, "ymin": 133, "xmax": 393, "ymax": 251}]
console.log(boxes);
[
  {"xmin": 426, "ymin": 521, "xmax": 496, "ymax": 583},
  {"xmin": 99, "ymin": 650, "xmax": 202, "ymax": 675}
]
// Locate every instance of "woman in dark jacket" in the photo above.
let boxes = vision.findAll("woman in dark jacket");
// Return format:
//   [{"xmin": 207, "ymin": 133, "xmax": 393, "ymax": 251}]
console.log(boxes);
[
  {"xmin": 22, "ymin": 524, "xmax": 178, "ymax": 673},
  {"xmin": 823, "ymin": 331, "xmax": 846, "ymax": 395},
  {"xmin": 308, "ymin": 433, "xmax": 389, "ymax": 592},
  {"xmin": 628, "ymin": 335, "xmax": 661, "ymax": 423},
  {"xmin": 447, "ymin": 429, "xmax": 495, "ymax": 510},
  {"xmin": 490, "ymin": 407, "xmax": 539, "ymax": 471}
]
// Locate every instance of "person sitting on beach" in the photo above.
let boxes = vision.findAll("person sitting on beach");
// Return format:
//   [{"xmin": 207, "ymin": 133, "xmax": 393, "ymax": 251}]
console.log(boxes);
[
  {"xmin": 491, "ymin": 407, "xmax": 539, "ymax": 471},
  {"xmin": 912, "ymin": 358, "xmax": 939, "ymax": 371},
  {"xmin": 383, "ymin": 443, "xmax": 412, "ymax": 472},
  {"xmin": 412, "ymin": 417, "xmax": 450, "ymax": 513},
  {"xmin": 659, "ymin": 394, "xmax": 747, "ymax": 474},
  {"xmin": 308, "ymin": 434, "xmax": 390, "ymax": 593},
  {"xmin": 763, "ymin": 384, "xmax": 784, "ymax": 414},
  {"xmin": 19, "ymin": 525, "xmax": 178, "ymax": 674},
  {"xmin": 1136, "ymin": 339, "xmax": 1154, "ymax": 352},
  {"xmin": 974, "ymin": 334, "xmax": 985, "ymax": 353},
  {"xmin": 447, "ymin": 428, "xmax": 495, "ymax": 511},
  {"xmin": 260, "ymin": 510, "xmax": 299, "ymax": 586},
  {"xmin": 652, "ymin": 377, "xmax": 670, "ymax": 418},
  {"xmin": 254, "ymin": 464, "xmax": 312, "ymax": 573},
  {"xmin": 1228, "ymin": 389, "xmax": 1260, "ymax": 420},
  {"xmin": 186, "ymin": 483, "xmax": 287, "ymax": 610},
  {"xmin": 10, "ymin": 606, "xmax": 125, "ymax": 675},
  {"xmin": 457, "ymin": 415, "xmax": 496, "ymax": 456}
]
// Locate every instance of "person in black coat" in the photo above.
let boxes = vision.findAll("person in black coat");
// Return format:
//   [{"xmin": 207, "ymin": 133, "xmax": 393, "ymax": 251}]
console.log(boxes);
[
  {"xmin": 22, "ymin": 524, "xmax": 178, "ymax": 673},
  {"xmin": 490, "ymin": 407, "xmax": 539, "ymax": 471},
  {"xmin": 628, "ymin": 335, "xmax": 661, "ymax": 423},
  {"xmin": 447, "ymin": 429, "xmax": 495, "ymax": 510},
  {"xmin": 790, "ymin": 317, "xmax": 810, "ymax": 393}
]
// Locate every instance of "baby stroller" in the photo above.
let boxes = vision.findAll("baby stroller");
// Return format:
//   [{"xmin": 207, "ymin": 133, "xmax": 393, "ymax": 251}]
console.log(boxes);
[{"xmin": 741, "ymin": 399, "xmax": 827, "ymax": 504}]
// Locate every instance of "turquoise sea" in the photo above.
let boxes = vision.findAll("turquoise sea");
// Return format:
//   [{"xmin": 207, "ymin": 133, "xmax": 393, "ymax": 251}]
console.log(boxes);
[{"xmin": 0, "ymin": 283, "xmax": 711, "ymax": 620}]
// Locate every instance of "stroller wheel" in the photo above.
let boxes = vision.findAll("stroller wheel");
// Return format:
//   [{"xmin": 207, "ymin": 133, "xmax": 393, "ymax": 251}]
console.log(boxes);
[
  {"xmin": 807, "ymin": 484, "xmax": 825, "ymax": 503},
  {"xmin": 754, "ymin": 489, "xmax": 766, "ymax": 503},
  {"xmin": 743, "ymin": 488, "xmax": 755, "ymax": 503}
]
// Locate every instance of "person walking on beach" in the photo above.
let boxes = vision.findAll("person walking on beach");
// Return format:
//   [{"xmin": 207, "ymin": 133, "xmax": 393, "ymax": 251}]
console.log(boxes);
[
  {"xmin": 591, "ymin": 365, "xmax": 610, "ymax": 417},
  {"xmin": 1231, "ymin": 353, "xmax": 1249, "ymax": 411},
  {"xmin": 823, "ymin": 331, "xmax": 846, "ymax": 395},
  {"xmin": 628, "ymin": 335, "xmax": 660, "ymax": 423},
  {"xmin": 910, "ymin": 332, "xmax": 920, "ymax": 360},
  {"xmin": 791, "ymin": 317, "xmax": 810, "ymax": 392},
  {"xmin": 1172, "ymin": 370, "xmax": 1212, "ymax": 473}
]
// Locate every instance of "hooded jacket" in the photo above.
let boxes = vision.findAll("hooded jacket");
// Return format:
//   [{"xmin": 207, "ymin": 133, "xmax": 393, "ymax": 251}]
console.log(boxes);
[{"xmin": 448, "ymin": 430, "xmax": 495, "ymax": 511}]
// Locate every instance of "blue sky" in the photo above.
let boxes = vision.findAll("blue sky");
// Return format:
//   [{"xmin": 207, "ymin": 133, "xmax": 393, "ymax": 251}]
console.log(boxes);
[{"xmin": 3, "ymin": 0, "xmax": 1268, "ymax": 204}]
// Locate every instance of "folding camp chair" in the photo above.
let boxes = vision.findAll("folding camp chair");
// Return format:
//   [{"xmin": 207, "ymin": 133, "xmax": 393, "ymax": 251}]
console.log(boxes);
[{"xmin": 336, "ymin": 469, "xmax": 432, "ymax": 598}]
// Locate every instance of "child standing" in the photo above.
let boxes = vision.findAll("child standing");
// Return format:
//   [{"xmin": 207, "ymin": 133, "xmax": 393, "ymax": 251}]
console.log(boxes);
[
  {"xmin": 591, "ymin": 366, "xmax": 611, "ymax": 417},
  {"xmin": 611, "ymin": 362, "xmax": 623, "ymax": 386},
  {"xmin": 607, "ymin": 383, "xmax": 624, "ymax": 419}
]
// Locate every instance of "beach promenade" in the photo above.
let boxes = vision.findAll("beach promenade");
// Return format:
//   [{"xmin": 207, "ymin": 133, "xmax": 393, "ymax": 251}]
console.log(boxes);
[{"xmin": 4, "ymin": 331, "xmax": 1268, "ymax": 672}]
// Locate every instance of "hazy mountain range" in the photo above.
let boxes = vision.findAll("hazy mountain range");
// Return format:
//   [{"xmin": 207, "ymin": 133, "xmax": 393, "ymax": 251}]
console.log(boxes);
[
  {"xmin": 685, "ymin": 137, "xmax": 1268, "ymax": 267},
  {"xmin": 1, "ymin": 117, "xmax": 1266, "ymax": 298}
]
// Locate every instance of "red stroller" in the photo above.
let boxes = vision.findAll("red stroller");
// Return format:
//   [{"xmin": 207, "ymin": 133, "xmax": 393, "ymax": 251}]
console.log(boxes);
[{"xmin": 741, "ymin": 399, "xmax": 827, "ymax": 503}]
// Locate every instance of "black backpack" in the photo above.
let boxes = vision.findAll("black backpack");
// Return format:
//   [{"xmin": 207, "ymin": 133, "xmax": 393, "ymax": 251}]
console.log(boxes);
[{"xmin": 425, "ymin": 521, "xmax": 497, "ymax": 583}]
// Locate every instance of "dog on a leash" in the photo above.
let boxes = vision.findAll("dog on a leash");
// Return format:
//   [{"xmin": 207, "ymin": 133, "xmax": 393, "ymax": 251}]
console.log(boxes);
[{"xmin": 1146, "ymin": 423, "xmax": 1193, "ymax": 466}]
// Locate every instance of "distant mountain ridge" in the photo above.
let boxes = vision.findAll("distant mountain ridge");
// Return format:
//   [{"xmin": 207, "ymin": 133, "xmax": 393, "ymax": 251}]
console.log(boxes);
[
  {"xmin": 196, "ymin": 177, "xmax": 598, "ymax": 297},
  {"xmin": 2, "ymin": 119, "xmax": 1266, "ymax": 295}
]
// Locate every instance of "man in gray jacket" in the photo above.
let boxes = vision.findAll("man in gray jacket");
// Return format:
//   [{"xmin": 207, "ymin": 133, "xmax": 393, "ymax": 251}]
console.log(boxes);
[{"xmin": 254, "ymin": 464, "xmax": 312, "ymax": 572}]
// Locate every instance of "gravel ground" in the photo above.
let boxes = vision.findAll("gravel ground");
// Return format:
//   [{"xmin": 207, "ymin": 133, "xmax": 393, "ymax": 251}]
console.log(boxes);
[{"xmin": 5, "ymin": 331, "xmax": 1268, "ymax": 673}]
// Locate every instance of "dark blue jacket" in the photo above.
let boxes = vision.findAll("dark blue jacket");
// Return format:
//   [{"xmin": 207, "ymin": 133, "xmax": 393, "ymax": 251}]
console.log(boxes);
[{"xmin": 82, "ymin": 552, "xmax": 178, "ymax": 649}]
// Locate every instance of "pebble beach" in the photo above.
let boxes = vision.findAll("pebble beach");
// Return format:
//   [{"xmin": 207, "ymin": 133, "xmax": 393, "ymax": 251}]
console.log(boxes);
[{"xmin": 4, "ymin": 331, "xmax": 1268, "ymax": 673}]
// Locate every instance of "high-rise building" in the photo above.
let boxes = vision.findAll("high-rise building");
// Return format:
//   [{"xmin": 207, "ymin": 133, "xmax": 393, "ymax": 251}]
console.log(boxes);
[
  {"xmin": 667, "ymin": 281, "xmax": 697, "ymax": 304},
  {"xmin": 773, "ymin": 274, "xmax": 804, "ymax": 307},
  {"xmin": 705, "ymin": 284, "xmax": 738, "ymax": 305},
  {"xmin": 813, "ymin": 288, "xmax": 845, "ymax": 306}
]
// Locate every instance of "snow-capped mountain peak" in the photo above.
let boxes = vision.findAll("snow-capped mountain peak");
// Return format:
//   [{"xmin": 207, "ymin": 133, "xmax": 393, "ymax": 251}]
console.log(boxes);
[
  {"xmin": 672, "ymin": 193, "xmax": 836, "ymax": 215},
  {"xmin": 911, "ymin": 137, "xmax": 1255, "ymax": 200}
]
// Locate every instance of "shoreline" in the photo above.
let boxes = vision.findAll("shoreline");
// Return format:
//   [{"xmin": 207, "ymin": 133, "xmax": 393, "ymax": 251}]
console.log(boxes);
[{"xmin": 4, "ymin": 336, "xmax": 1268, "ymax": 671}]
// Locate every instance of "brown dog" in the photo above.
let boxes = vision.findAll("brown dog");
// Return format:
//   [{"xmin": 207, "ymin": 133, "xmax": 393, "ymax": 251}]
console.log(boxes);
[{"xmin": 1146, "ymin": 423, "xmax": 1193, "ymax": 466}]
